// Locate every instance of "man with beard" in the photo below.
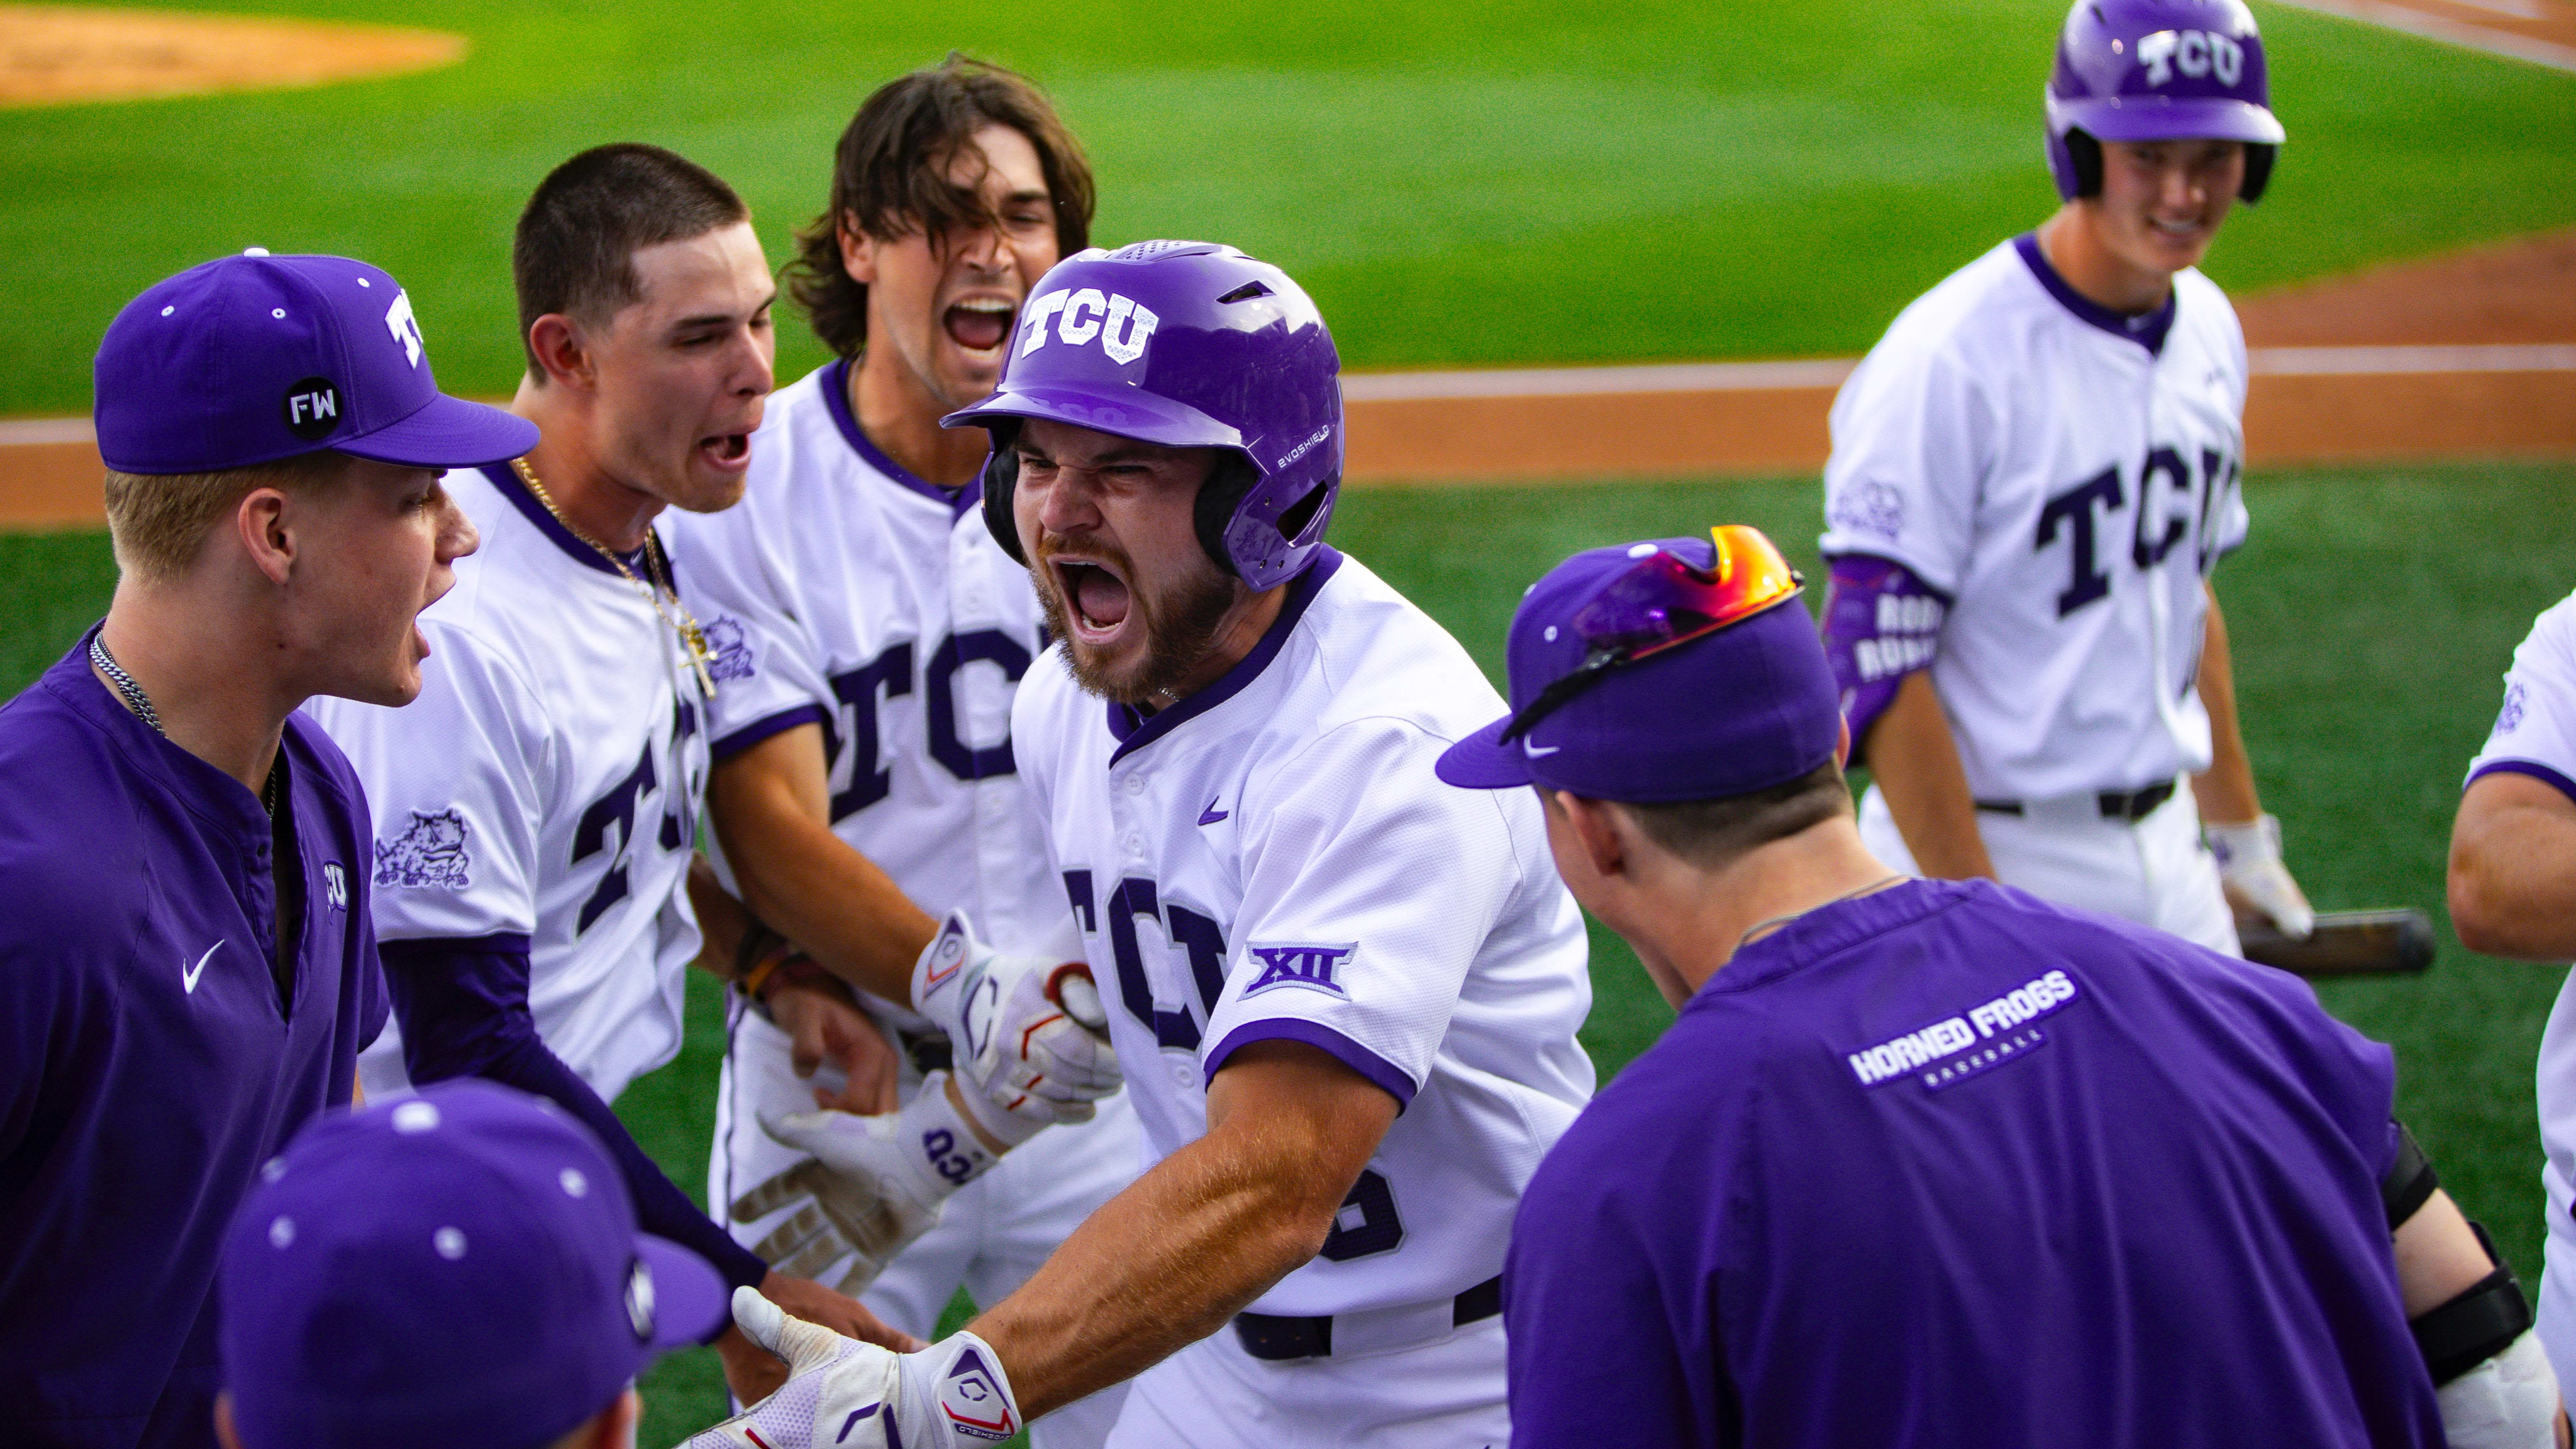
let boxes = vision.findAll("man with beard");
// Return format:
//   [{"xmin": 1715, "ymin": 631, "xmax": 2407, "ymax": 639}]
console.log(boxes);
[
  {"xmin": 684, "ymin": 240, "xmax": 1594, "ymax": 1448},
  {"xmin": 304, "ymin": 144, "xmax": 904, "ymax": 1402},
  {"xmin": 660, "ymin": 59, "xmax": 1143, "ymax": 1446}
]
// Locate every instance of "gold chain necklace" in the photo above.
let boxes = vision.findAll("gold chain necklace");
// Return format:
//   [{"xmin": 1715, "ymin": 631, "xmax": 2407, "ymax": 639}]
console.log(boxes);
[{"xmin": 509, "ymin": 456, "xmax": 718, "ymax": 701}]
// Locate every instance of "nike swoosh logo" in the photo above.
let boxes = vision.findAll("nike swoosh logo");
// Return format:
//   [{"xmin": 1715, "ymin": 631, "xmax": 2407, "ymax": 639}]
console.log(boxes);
[
  {"xmin": 182, "ymin": 941, "xmax": 221, "ymax": 994},
  {"xmin": 1197, "ymin": 799, "xmax": 1229, "ymax": 826},
  {"xmin": 1521, "ymin": 740, "xmax": 1561, "ymax": 757}
]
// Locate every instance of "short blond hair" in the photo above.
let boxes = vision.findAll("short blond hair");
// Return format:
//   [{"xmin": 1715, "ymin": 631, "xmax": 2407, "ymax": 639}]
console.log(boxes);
[{"xmin": 102, "ymin": 450, "xmax": 351, "ymax": 583}]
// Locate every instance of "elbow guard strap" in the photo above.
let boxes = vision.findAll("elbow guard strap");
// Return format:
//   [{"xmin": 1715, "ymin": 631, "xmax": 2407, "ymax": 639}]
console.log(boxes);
[
  {"xmin": 2382, "ymin": 1121, "xmax": 2438, "ymax": 1229},
  {"xmin": 2416, "ymin": 1222, "xmax": 2534, "ymax": 1387}
]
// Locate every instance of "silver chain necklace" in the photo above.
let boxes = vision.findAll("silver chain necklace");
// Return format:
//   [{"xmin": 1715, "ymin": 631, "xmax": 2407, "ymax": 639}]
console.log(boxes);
[
  {"xmin": 89, "ymin": 632, "xmax": 162, "ymax": 735},
  {"xmin": 91, "ymin": 632, "xmax": 279, "ymax": 815}
]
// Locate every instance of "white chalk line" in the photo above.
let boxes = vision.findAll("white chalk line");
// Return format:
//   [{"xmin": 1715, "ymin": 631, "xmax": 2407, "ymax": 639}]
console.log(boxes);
[
  {"xmin": 1, "ymin": 345, "xmax": 2567, "ymax": 445},
  {"xmin": 1336, "ymin": 345, "xmax": 2575, "ymax": 402},
  {"xmin": 2262, "ymin": 0, "xmax": 2576, "ymax": 72}
]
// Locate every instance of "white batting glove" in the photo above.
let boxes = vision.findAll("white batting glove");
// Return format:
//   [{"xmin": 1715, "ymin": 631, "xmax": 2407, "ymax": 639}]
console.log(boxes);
[
  {"xmin": 910, "ymin": 912, "xmax": 1121, "ymax": 1139},
  {"xmin": 2206, "ymin": 814, "xmax": 2316, "ymax": 940},
  {"xmin": 684, "ymin": 1286, "xmax": 1024, "ymax": 1449},
  {"xmin": 731, "ymin": 1072, "xmax": 1004, "ymax": 1294},
  {"xmin": 2434, "ymin": 1330, "xmax": 2560, "ymax": 1449}
]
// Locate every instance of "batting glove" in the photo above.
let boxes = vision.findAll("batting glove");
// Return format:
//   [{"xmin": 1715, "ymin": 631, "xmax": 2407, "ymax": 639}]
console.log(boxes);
[
  {"xmin": 684, "ymin": 1286, "xmax": 1024, "ymax": 1449},
  {"xmin": 731, "ymin": 1072, "xmax": 1002, "ymax": 1294},
  {"xmin": 910, "ymin": 913, "xmax": 1121, "ymax": 1139},
  {"xmin": 2206, "ymin": 813, "xmax": 2316, "ymax": 940}
]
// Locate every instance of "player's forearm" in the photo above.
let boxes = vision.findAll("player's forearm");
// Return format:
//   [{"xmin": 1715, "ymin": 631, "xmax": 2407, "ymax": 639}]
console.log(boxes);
[
  {"xmin": 965, "ymin": 1122, "xmax": 1338, "ymax": 1417},
  {"xmin": 2189, "ymin": 586, "xmax": 2263, "ymax": 824},
  {"xmin": 2449, "ymin": 774, "xmax": 2576, "ymax": 960},
  {"xmin": 1868, "ymin": 670, "xmax": 1997, "ymax": 879},
  {"xmin": 707, "ymin": 753, "xmax": 935, "ymax": 1003}
]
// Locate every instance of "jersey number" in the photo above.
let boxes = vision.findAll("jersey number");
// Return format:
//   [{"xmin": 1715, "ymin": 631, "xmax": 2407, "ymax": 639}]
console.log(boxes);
[
  {"xmin": 823, "ymin": 630, "xmax": 1033, "ymax": 821},
  {"xmin": 2033, "ymin": 447, "xmax": 2240, "ymax": 619}
]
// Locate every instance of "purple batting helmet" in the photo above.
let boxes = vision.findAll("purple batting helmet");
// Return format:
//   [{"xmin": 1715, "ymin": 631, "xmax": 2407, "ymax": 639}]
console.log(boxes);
[
  {"xmin": 2046, "ymin": 0, "xmax": 2285, "ymax": 204},
  {"xmin": 941, "ymin": 241, "xmax": 1343, "ymax": 591}
]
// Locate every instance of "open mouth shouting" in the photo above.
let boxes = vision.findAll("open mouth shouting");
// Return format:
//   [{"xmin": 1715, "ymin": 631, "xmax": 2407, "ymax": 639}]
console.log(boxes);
[
  {"xmin": 944, "ymin": 296, "xmax": 1018, "ymax": 357},
  {"xmin": 1051, "ymin": 555, "xmax": 1133, "ymax": 647},
  {"xmin": 697, "ymin": 430, "xmax": 753, "ymax": 473}
]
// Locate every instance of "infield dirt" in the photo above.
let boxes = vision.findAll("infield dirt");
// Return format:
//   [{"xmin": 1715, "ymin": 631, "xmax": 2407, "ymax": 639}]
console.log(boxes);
[
  {"xmin": 0, "ymin": 5, "xmax": 463, "ymax": 109},
  {"xmin": 3, "ymin": 228, "xmax": 2570, "ymax": 526}
]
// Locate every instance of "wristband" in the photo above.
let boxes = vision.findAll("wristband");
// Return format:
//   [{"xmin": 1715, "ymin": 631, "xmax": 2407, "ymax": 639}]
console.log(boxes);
[{"xmin": 738, "ymin": 943, "xmax": 797, "ymax": 1002}]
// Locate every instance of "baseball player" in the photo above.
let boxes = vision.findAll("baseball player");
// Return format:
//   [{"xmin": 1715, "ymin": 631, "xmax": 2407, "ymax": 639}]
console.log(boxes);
[
  {"xmin": 658, "ymin": 60, "xmax": 1143, "ymax": 1443},
  {"xmin": 1443, "ymin": 528, "xmax": 2558, "ymax": 1446},
  {"xmin": 684, "ymin": 240, "xmax": 1596, "ymax": 1449},
  {"xmin": 214, "ymin": 1079, "xmax": 731, "ymax": 1449},
  {"xmin": 2451, "ymin": 588, "xmax": 2576, "ymax": 1398},
  {"xmin": 1821, "ymin": 0, "xmax": 2312, "ymax": 955},
  {"xmin": 0, "ymin": 251, "xmax": 531, "ymax": 1448},
  {"xmin": 303, "ymin": 144, "xmax": 904, "ymax": 1401}
]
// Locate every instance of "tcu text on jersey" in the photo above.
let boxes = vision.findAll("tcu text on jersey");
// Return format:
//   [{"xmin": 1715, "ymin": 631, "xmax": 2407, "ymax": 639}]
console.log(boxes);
[{"xmin": 2036, "ymin": 441, "xmax": 2241, "ymax": 617}]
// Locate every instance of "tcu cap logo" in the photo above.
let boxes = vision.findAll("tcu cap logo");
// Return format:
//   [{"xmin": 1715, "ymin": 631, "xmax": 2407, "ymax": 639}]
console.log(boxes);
[
  {"xmin": 384, "ymin": 289, "xmax": 426, "ymax": 368},
  {"xmin": 2136, "ymin": 29, "xmax": 2245, "ymax": 87},
  {"xmin": 282, "ymin": 375, "xmax": 341, "ymax": 440},
  {"xmin": 1018, "ymin": 287, "xmax": 1160, "ymax": 365}
]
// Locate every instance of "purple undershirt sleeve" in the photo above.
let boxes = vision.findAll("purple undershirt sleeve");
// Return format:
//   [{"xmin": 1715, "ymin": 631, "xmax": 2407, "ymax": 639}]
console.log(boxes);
[
  {"xmin": 379, "ymin": 937, "xmax": 770, "ymax": 1313},
  {"xmin": 1819, "ymin": 553, "xmax": 1952, "ymax": 764}
]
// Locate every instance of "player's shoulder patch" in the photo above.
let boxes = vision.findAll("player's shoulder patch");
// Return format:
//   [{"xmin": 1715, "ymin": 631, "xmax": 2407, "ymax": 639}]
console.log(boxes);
[
  {"xmin": 374, "ymin": 808, "xmax": 472, "ymax": 890},
  {"xmin": 1826, "ymin": 479, "xmax": 1906, "ymax": 541},
  {"xmin": 1245, "ymin": 942, "xmax": 1357, "ymax": 999},
  {"xmin": 703, "ymin": 615, "xmax": 757, "ymax": 682}
]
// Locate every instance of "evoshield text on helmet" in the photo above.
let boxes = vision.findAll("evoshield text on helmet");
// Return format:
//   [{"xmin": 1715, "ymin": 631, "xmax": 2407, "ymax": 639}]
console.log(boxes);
[
  {"xmin": 2045, "ymin": 0, "xmax": 2284, "ymax": 205},
  {"xmin": 941, "ymin": 241, "xmax": 1344, "ymax": 592}
]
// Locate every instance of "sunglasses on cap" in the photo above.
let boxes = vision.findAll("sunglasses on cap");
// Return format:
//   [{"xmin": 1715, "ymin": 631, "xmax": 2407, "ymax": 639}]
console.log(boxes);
[{"xmin": 1497, "ymin": 525, "xmax": 1804, "ymax": 745}]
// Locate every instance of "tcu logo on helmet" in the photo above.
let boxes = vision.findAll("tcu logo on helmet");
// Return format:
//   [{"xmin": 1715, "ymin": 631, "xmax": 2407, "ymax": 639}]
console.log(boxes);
[
  {"xmin": 1018, "ymin": 287, "xmax": 1160, "ymax": 364},
  {"xmin": 2137, "ymin": 29, "xmax": 2245, "ymax": 87}
]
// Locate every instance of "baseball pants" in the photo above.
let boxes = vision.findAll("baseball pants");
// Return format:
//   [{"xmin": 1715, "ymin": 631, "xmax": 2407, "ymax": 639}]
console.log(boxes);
[
  {"xmin": 1104, "ymin": 1313, "xmax": 1507, "ymax": 1448},
  {"xmin": 712, "ymin": 1006, "xmax": 1142, "ymax": 1448},
  {"xmin": 1858, "ymin": 780, "xmax": 2241, "ymax": 955},
  {"xmin": 2529, "ymin": 979, "xmax": 2576, "ymax": 1397}
]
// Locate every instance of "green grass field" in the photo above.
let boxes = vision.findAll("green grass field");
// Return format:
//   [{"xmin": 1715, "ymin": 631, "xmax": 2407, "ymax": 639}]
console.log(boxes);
[
  {"xmin": 1, "ymin": 0, "xmax": 2573, "ymax": 416},
  {"xmin": 8, "ymin": 0, "xmax": 2576, "ymax": 1440},
  {"xmin": 4, "ymin": 461, "xmax": 2570, "ymax": 1440}
]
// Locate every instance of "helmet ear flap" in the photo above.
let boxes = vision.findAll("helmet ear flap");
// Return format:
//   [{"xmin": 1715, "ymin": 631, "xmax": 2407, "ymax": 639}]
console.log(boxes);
[
  {"xmin": 1192, "ymin": 453, "xmax": 1261, "ymax": 580},
  {"xmin": 2240, "ymin": 143, "xmax": 2276, "ymax": 204},
  {"xmin": 979, "ymin": 421, "xmax": 1025, "ymax": 564},
  {"xmin": 2065, "ymin": 129, "xmax": 2104, "ymax": 199}
]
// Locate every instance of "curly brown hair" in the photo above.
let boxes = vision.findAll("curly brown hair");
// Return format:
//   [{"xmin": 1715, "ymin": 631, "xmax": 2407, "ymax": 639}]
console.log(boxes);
[{"xmin": 787, "ymin": 53, "xmax": 1096, "ymax": 358}]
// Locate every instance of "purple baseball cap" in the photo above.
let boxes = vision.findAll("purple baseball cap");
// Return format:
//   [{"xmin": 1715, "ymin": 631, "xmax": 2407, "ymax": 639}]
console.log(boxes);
[
  {"xmin": 216, "ymin": 1079, "xmax": 726, "ymax": 1449},
  {"xmin": 1436, "ymin": 533, "xmax": 1841, "ymax": 803},
  {"xmin": 94, "ymin": 251, "xmax": 538, "ymax": 475}
]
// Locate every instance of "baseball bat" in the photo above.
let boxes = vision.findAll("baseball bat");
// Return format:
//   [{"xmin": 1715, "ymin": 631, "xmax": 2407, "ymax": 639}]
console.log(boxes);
[{"xmin": 2238, "ymin": 908, "xmax": 2434, "ymax": 977}]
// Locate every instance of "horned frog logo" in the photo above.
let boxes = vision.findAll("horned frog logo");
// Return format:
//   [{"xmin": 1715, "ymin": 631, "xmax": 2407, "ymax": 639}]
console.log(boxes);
[
  {"xmin": 703, "ymin": 616, "xmax": 756, "ymax": 682},
  {"xmin": 374, "ymin": 808, "xmax": 472, "ymax": 889}
]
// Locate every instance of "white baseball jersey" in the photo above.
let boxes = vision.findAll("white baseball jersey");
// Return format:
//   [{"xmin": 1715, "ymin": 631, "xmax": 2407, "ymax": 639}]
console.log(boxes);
[
  {"xmin": 1821, "ymin": 234, "xmax": 2252, "ymax": 801},
  {"xmin": 304, "ymin": 464, "xmax": 709, "ymax": 1103},
  {"xmin": 1013, "ymin": 548, "xmax": 1596, "ymax": 1318},
  {"xmin": 658, "ymin": 358, "xmax": 1074, "ymax": 963},
  {"xmin": 2465, "ymin": 589, "xmax": 2576, "ymax": 1396}
]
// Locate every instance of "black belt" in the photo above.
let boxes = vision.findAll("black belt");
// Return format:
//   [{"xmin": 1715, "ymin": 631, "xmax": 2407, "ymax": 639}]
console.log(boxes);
[
  {"xmin": 1233, "ymin": 1275, "xmax": 1503, "ymax": 1362},
  {"xmin": 1974, "ymin": 778, "xmax": 2175, "ymax": 824}
]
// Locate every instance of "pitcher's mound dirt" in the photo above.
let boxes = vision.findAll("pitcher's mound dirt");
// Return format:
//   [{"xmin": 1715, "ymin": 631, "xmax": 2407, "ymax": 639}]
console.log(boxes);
[{"xmin": 0, "ymin": 5, "xmax": 464, "ymax": 108}]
